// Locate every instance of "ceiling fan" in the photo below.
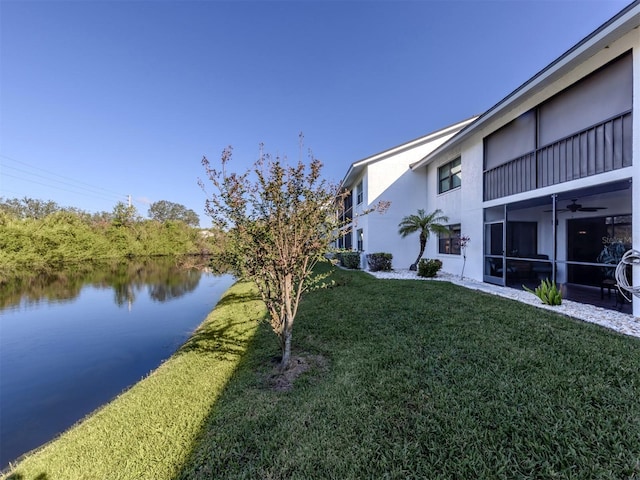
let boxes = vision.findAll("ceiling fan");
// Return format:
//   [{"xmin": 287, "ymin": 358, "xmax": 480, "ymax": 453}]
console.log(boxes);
[
  {"xmin": 543, "ymin": 199, "xmax": 608, "ymax": 213},
  {"xmin": 555, "ymin": 199, "xmax": 608, "ymax": 213}
]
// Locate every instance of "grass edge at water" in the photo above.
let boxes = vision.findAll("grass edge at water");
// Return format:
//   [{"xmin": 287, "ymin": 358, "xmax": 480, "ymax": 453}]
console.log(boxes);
[
  {"xmin": 3, "ymin": 280, "xmax": 265, "ymax": 480},
  {"xmin": 6, "ymin": 267, "xmax": 640, "ymax": 479}
]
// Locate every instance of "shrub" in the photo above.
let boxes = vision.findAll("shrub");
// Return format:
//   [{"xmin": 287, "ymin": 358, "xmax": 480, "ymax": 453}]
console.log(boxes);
[
  {"xmin": 418, "ymin": 258, "xmax": 442, "ymax": 278},
  {"xmin": 323, "ymin": 252, "xmax": 339, "ymax": 266},
  {"xmin": 340, "ymin": 251, "xmax": 361, "ymax": 269},
  {"xmin": 523, "ymin": 279, "xmax": 562, "ymax": 305},
  {"xmin": 366, "ymin": 252, "xmax": 392, "ymax": 272}
]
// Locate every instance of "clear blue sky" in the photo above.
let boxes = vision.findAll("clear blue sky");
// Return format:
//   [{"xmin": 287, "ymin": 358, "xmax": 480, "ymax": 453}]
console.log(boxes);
[{"xmin": 0, "ymin": 0, "xmax": 631, "ymax": 227}]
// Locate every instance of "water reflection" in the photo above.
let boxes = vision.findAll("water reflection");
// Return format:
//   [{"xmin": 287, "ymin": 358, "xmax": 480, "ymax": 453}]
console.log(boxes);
[
  {"xmin": 0, "ymin": 257, "xmax": 234, "ymax": 469},
  {"xmin": 0, "ymin": 257, "xmax": 205, "ymax": 311}
]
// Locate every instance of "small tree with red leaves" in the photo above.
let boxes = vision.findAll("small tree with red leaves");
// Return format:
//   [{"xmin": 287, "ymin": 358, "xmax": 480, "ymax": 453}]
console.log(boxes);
[{"xmin": 200, "ymin": 144, "xmax": 346, "ymax": 369}]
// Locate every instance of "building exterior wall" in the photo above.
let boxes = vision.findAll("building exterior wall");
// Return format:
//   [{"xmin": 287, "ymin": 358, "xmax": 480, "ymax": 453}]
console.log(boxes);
[
  {"xmin": 366, "ymin": 167, "xmax": 428, "ymax": 270},
  {"xmin": 339, "ymin": 5, "xmax": 639, "ymax": 317},
  {"xmin": 423, "ymin": 141, "xmax": 485, "ymax": 279},
  {"xmin": 342, "ymin": 122, "xmax": 473, "ymax": 270},
  {"xmin": 423, "ymin": 24, "xmax": 639, "ymax": 316}
]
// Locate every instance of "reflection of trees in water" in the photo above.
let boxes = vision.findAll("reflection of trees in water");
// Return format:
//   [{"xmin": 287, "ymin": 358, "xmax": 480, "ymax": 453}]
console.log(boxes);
[
  {"xmin": 0, "ymin": 271, "xmax": 86, "ymax": 310},
  {"xmin": 148, "ymin": 269, "xmax": 201, "ymax": 302},
  {"xmin": 113, "ymin": 282, "xmax": 139, "ymax": 308},
  {"xmin": 0, "ymin": 257, "xmax": 205, "ymax": 310},
  {"xmin": 109, "ymin": 259, "xmax": 202, "ymax": 305}
]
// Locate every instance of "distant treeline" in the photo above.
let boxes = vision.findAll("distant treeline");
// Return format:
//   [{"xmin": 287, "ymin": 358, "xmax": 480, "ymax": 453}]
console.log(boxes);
[{"xmin": 0, "ymin": 197, "xmax": 226, "ymax": 281}]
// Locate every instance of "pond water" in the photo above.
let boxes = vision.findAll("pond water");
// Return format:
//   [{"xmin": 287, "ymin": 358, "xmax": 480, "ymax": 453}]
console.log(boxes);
[{"xmin": 0, "ymin": 258, "xmax": 234, "ymax": 469}]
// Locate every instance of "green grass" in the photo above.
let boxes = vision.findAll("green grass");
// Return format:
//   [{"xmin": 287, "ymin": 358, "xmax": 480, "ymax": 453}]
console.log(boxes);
[
  {"xmin": 6, "ymin": 267, "xmax": 640, "ymax": 479},
  {"xmin": 178, "ymin": 268, "xmax": 640, "ymax": 479}
]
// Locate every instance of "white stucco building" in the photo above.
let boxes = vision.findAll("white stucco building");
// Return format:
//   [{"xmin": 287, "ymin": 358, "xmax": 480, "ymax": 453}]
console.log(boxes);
[
  {"xmin": 339, "ymin": 117, "xmax": 477, "ymax": 270},
  {"xmin": 340, "ymin": 1, "xmax": 640, "ymax": 318}
]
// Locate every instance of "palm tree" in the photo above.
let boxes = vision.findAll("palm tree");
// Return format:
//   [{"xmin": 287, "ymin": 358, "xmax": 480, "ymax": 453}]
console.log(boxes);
[{"xmin": 398, "ymin": 209, "xmax": 449, "ymax": 270}]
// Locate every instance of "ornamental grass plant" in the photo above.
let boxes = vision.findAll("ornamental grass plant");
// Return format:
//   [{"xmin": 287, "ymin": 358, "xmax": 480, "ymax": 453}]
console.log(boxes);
[{"xmin": 524, "ymin": 278, "xmax": 563, "ymax": 305}]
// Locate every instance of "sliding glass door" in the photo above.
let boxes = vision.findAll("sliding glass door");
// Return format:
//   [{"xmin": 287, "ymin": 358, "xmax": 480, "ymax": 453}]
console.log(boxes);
[{"xmin": 484, "ymin": 206, "xmax": 505, "ymax": 285}]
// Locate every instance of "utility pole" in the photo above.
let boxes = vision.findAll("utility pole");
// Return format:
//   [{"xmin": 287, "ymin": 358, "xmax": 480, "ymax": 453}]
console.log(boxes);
[{"xmin": 128, "ymin": 194, "xmax": 132, "ymax": 208}]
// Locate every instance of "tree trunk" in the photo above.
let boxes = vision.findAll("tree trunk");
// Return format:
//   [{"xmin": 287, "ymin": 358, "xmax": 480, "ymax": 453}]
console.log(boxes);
[
  {"xmin": 461, "ymin": 254, "xmax": 467, "ymax": 279},
  {"xmin": 410, "ymin": 235, "xmax": 427, "ymax": 271},
  {"xmin": 280, "ymin": 329, "xmax": 292, "ymax": 370}
]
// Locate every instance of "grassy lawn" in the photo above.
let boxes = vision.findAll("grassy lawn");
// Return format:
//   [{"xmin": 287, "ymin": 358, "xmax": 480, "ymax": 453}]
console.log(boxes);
[
  {"xmin": 178, "ymin": 268, "xmax": 640, "ymax": 479},
  {"xmin": 6, "ymin": 266, "xmax": 640, "ymax": 479}
]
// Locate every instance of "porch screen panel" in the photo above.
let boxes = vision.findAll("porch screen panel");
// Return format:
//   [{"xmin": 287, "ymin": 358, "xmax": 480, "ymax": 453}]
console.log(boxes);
[
  {"xmin": 344, "ymin": 231, "xmax": 352, "ymax": 250},
  {"xmin": 484, "ymin": 110, "xmax": 536, "ymax": 170},
  {"xmin": 342, "ymin": 193, "xmax": 352, "ymax": 223},
  {"xmin": 538, "ymin": 52, "xmax": 632, "ymax": 147}
]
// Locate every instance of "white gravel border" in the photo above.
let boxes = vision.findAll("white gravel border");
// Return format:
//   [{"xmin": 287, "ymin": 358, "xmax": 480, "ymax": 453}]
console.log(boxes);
[{"xmin": 366, "ymin": 269, "xmax": 640, "ymax": 339}]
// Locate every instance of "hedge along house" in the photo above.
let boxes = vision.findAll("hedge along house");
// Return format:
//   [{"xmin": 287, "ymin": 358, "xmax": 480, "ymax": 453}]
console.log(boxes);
[
  {"xmin": 338, "ymin": 117, "xmax": 477, "ymax": 270},
  {"xmin": 412, "ymin": 1, "xmax": 640, "ymax": 317}
]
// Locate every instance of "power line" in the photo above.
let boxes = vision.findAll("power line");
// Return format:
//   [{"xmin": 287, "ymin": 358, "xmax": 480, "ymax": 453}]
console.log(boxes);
[
  {"xmin": 0, "ymin": 153, "xmax": 127, "ymax": 198},
  {"xmin": 0, "ymin": 172, "xmax": 126, "ymax": 203},
  {"xmin": 1, "ymin": 164, "xmax": 126, "ymax": 201}
]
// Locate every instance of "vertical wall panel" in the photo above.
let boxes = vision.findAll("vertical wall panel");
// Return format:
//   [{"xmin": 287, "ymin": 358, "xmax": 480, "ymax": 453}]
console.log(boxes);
[
  {"xmin": 604, "ymin": 122, "xmax": 613, "ymax": 171},
  {"xmin": 613, "ymin": 117, "xmax": 623, "ymax": 169},
  {"xmin": 623, "ymin": 114, "xmax": 633, "ymax": 167},
  {"xmin": 539, "ymin": 52, "xmax": 632, "ymax": 146},
  {"xmin": 587, "ymin": 130, "xmax": 595, "ymax": 176},
  {"xmin": 484, "ymin": 110, "xmax": 536, "ymax": 170},
  {"xmin": 595, "ymin": 125, "xmax": 605, "ymax": 173}
]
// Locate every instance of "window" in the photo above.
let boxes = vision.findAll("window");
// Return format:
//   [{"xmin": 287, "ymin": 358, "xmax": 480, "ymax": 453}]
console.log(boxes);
[
  {"xmin": 341, "ymin": 193, "xmax": 352, "ymax": 223},
  {"xmin": 357, "ymin": 228, "xmax": 364, "ymax": 251},
  {"xmin": 439, "ymin": 224, "xmax": 461, "ymax": 254},
  {"xmin": 438, "ymin": 157, "xmax": 461, "ymax": 194},
  {"xmin": 356, "ymin": 180, "xmax": 363, "ymax": 205},
  {"xmin": 343, "ymin": 231, "xmax": 352, "ymax": 250}
]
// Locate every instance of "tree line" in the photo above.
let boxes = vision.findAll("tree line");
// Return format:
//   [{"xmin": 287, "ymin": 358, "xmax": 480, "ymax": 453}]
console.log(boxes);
[
  {"xmin": 0, "ymin": 197, "xmax": 225, "ymax": 282},
  {"xmin": 0, "ymin": 197, "xmax": 200, "ymax": 225}
]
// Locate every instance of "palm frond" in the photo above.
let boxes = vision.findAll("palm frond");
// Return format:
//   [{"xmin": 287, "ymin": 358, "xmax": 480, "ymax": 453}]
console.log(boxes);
[{"xmin": 398, "ymin": 208, "xmax": 449, "ymax": 237}]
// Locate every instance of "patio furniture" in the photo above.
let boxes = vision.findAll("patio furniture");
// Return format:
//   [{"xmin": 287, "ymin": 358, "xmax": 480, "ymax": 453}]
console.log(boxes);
[
  {"xmin": 601, "ymin": 278, "xmax": 616, "ymax": 299},
  {"xmin": 531, "ymin": 254, "xmax": 553, "ymax": 280}
]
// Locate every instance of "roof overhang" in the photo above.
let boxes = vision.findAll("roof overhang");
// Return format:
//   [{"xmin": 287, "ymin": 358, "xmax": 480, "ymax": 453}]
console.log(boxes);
[
  {"xmin": 339, "ymin": 116, "xmax": 478, "ymax": 189},
  {"xmin": 411, "ymin": 0, "xmax": 640, "ymax": 171}
]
